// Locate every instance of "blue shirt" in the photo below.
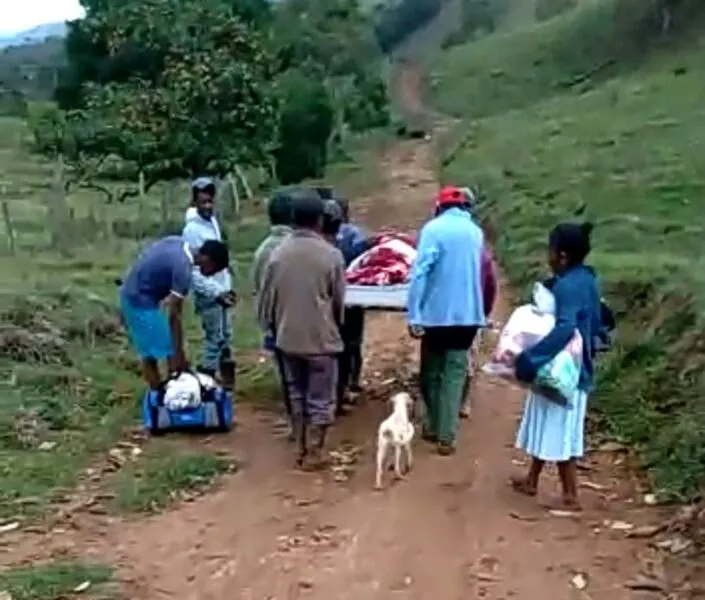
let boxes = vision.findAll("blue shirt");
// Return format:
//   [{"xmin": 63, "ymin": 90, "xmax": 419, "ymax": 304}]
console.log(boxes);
[
  {"xmin": 516, "ymin": 265, "xmax": 601, "ymax": 392},
  {"xmin": 336, "ymin": 223, "xmax": 369, "ymax": 266},
  {"xmin": 120, "ymin": 236, "xmax": 194, "ymax": 309},
  {"xmin": 407, "ymin": 207, "xmax": 486, "ymax": 328}
]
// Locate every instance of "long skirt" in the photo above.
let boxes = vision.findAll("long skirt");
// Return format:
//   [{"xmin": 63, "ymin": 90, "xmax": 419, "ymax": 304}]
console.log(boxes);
[{"xmin": 515, "ymin": 389, "xmax": 588, "ymax": 462}]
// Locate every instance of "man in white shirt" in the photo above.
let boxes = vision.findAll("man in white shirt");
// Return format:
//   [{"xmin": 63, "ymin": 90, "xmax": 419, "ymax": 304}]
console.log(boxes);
[{"xmin": 182, "ymin": 177, "xmax": 236, "ymax": 389}]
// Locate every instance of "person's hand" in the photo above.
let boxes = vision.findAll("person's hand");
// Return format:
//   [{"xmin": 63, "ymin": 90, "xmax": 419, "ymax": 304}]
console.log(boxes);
[
  {"xmin": 217, "ymin": 291, "xmax": 237, "ymax": 308},
  {"xmin": 514, "ymin": 352, "xmax": 536, "ymax": 384},
  {"xmin": 408, "ymin": 325, "xmax": 424, "ymax": 339}
]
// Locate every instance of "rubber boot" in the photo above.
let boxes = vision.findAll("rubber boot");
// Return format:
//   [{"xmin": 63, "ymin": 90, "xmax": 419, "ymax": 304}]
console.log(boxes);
[
  {"xmin": 293, "ymin": 416, "xmax": 308, "ymax": 469},
  {"xmin": 306, "ymin": 424, "xmax": 329, "ymax": 470},
  {"xmin": 219, "ymin": 357, "xmax": 236, "ymax": 391}
]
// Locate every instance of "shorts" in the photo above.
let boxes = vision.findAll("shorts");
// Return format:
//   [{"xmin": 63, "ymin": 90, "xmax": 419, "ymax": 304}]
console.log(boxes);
[{"xmin": 120, "ymin": 295, "xmax": 174, "ymax": 361}]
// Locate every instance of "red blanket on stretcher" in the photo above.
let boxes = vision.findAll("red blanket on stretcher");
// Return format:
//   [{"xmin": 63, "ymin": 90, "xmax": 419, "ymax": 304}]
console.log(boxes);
[{"xmin": 345, "ymin": 232, "xmax": 417, "ymax": 286}]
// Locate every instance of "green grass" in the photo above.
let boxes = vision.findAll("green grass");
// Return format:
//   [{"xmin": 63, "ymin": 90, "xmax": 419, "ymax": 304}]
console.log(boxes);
[
  {"xmin": 0, "ymin": 561, "xmax": 114, "ymax": 600},
  {"xmin": 111, "ymin": 447, "xmax": 234, "ymax": 513},
  {"xmin": 436, "ymin": 0, "xmax": 705, "ymax": 499},
  {"xmin": 430, "ymin": 0, "xmax": 704, "ymax": 120}
]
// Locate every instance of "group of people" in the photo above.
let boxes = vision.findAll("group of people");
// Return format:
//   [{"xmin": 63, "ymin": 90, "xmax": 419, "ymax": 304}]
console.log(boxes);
[
  {"xmin": 117, "ymin": 176, "xmax": 603, "ymax": 507},
  {"xmin": 253, "ymin": 186, "xmax": 370, "ymax": 469}
]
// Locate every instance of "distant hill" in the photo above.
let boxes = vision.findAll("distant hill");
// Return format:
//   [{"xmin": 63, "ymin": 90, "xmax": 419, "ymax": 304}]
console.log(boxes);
[{"xmin": 0, "ymin": 22, "xmax": 67, "ymax": 49}]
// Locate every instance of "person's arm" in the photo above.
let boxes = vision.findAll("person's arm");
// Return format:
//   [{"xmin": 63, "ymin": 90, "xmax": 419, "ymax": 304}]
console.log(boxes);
[
  {"xmin": 331, "ymin": 252, "xmax": 346, "ymax": 329},
  {"xmin": 164, "ymin": 264, "xmax": 193, "ymax": 371},
  {"xmin": 515, "ymin": 277, "xmax": 579, "ymax": 383},
  {"xmin": 256, "ymin": 258, "xmax": 276, "ymax": 334},
  {"xmin": 406, "ymin": 226, "xmax": 440, "ymax": 327},
  {"xmin": 349, "ymin": 225, "xmax": 372, "ymax": 261},
  {"xmin": 251, "ymin": 242, "xmax": 267, "ymax": 298},
  {"xmin": 481, "ymin": 246, "xmax": 498, "ymax": 317}
]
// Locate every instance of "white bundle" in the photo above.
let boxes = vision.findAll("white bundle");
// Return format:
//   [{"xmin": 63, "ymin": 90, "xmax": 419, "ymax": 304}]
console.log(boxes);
[
  {"xmin": 163, "ymin": 372, "xmax": 216, "ymax": 410},
  {"xmin": 482, "ymin": 282, "xmax": 583, "ymax": 405}
]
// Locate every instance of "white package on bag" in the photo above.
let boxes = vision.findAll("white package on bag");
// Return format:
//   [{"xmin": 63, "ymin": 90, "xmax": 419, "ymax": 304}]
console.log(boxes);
[
  {"xmin": 482, "ymin": 282, "xmax": 583, "ymax": 405},
  {"xmin": 163, "ymin": 372, "xmax": 216, "ymax": 410}
]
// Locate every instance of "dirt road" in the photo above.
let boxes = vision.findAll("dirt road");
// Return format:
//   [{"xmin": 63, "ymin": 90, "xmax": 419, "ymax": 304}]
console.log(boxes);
[{"xmin": 3, "ymin": 67, "xmax": 664, "ymax": 600}]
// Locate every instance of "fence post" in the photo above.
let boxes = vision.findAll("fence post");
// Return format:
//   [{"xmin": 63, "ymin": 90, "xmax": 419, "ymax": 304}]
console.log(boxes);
[
  {"xmin": 1, "ymin": 198, "xmax": 16, "ymax": 255},
  {"xmin": 48, "ymin": 154, "xmax": 72, "ymax": 255}
]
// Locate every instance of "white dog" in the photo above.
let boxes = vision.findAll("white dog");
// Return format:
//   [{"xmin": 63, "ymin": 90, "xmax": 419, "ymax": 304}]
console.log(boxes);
[{"xmin": 375, "ymin": 392, "xmax": 415, "ymax": 489}]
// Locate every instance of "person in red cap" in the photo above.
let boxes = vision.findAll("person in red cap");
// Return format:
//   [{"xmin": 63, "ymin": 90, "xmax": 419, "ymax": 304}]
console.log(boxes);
[{"xmin": 407, "ymin": 185, "xmax": 491, "ymax": 455}]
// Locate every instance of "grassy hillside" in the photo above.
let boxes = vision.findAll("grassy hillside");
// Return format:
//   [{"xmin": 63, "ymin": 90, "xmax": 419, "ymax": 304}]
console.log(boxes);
[{"xmin": 434, "ymin": 0, "xmax": 705, "ymax": 499}]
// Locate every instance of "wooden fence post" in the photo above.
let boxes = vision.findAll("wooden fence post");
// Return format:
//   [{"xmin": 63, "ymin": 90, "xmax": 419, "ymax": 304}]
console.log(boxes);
[
  {"xmin": 48, "ymin": 154, "xmax": 72, "ymax": 255},
  {"xmin": 1, "ymin": 198, "xmax": 16, "ymax": 255}
]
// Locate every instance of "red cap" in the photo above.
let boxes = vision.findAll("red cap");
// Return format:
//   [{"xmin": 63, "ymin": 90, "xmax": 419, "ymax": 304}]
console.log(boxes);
[{"xmin": 434, "ymin": 186, "xmax": 466, "ymax": 208}]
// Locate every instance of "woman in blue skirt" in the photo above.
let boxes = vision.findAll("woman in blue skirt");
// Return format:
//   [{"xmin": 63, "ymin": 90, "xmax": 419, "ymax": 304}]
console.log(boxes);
[{"xmin": 512, "ymin": 222, "xmax": 602, "ymax": 510}]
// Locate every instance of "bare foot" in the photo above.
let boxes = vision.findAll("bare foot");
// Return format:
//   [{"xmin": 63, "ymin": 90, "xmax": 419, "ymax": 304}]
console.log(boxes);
[{"xmin": 510, "ymin": 475, "xmax": 537, "ymax": 497}]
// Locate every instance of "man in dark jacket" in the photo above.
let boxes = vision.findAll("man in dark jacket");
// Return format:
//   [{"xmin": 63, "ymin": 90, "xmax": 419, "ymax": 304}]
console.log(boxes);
[{"xmin": 334, "ymin": 196, "xmax": 371, "ymax": 414}]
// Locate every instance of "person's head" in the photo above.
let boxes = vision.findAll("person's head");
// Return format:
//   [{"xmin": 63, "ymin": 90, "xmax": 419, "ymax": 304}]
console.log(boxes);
[
  {"xmin": 547, "ymin": 221, "xmax": 593, "ymax": 274},
  {"xmin": 315, "ymin": 185, "xmax": 334, "ymax": 200},
  {"xmin": 335, "ymin": 195, "xmax": 350, "ymax": 223},
  {"xmin": 322, "ymin": 199, "xmax": 343, "ymax": 239},
  {"xmin": 191, "ymin": 177, "xmax": 217, "ymax": 220},
  {"xmin": 268, "ymin": 189, "xmax": 294, "ymax": 226},
  {"xmin": 433, "ymin": 185, "xmax": 472, "ymax": 216},
  {"xmin": 291, "ymin": 188, "xmax": 324, "ymax": 232},
  {"xmin": 195, "ymin": 239, "xmax": 230, "ymax": 276}
]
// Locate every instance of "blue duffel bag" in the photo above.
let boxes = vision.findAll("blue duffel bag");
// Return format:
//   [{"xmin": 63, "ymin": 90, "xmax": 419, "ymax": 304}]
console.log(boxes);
[{"xmin": 142, "ymin": 373, "xmax": 233, "ymax": 435}]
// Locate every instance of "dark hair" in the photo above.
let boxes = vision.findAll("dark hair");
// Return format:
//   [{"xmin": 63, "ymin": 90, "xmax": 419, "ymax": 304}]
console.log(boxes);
[
  {"xmin": 315, "ymin": 185, "xmax": 334, "ymax": 200},
  {"xmin": 199, "ymin": 239, "xmax": 230, "ymax": 272},
  {"xmin": 334, "ymin": 196, "xmax": 350, "ymax": 222},
  {"xmin": 549, "ymin": 221, "xmax": 593, "ymax": 265},
  {"xmin": 291, "ymin": 188, "xmax": 324, "ymax": 229},
  {"xmin": 268, "ymin": 189, "xmax": 294, "ymax": 226},
  {"xmin": 322, "ymin": 199, "xmax": 343, "ymax": 236},
  {"xmin": 434, "ymin": 203, "xmax": 471, "ymax": 217}
]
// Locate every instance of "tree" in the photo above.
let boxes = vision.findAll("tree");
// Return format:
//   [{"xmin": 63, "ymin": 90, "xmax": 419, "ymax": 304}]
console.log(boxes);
[
  {"xmin": 274, "ymin": 70, "xmax": 334, "ymax": 185},
  {"xmin": 46, "ymin": 0, "xmax": 278, "ymax": 199},
  {"xmin": 269, "ymin": 0, "xmax": 389, "ymax": 183}
]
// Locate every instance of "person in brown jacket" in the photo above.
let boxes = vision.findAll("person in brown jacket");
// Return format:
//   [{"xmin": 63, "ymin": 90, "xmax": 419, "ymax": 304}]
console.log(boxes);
[{"xmin": 257, "ymin": 189, "xmax": 345, "ymax": 469}]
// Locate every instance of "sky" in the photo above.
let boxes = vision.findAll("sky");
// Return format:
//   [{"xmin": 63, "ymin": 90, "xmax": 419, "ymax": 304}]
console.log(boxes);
[{"xmin": 0, "ymin": 0, "xmax": 84, "ymax": 35}]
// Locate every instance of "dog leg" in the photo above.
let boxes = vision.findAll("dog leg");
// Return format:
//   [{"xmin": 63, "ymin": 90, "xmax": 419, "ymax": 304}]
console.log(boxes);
[
  {"xmin": 374, "ymin": 443, "xmax": 385, "ymax": 490},
  {"xmin": 394, "ymin": 444, "xmax": 404, "ymax": 480},
  {"xmin": 405, "ymin": 443, "xmax": 413, "ymax": 473}
]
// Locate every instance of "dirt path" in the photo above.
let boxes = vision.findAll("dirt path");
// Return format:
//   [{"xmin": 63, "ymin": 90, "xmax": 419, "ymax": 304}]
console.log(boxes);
[{"xmin": 3, "ymin": 65, "xmax": 664, "ymax": 600}]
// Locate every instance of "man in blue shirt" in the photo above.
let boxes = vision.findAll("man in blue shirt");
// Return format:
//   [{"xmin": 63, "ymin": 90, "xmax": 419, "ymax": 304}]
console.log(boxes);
[
  {"xmin": 119, "ymin": 235, "xmax": 230, "ymax": 390},
  {"xmin": 407, "ymin": 186, "xmax": 486, "ymax": 455}
]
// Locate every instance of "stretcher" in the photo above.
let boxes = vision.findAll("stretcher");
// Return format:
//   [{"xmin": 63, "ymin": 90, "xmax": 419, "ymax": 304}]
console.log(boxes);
[{"xmin": 344, "ymin": 283, "xmax": 408, "ymax": 311}]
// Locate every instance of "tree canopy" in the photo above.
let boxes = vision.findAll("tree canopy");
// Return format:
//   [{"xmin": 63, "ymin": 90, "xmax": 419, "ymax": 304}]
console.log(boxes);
[{"xmin": 32, "ymin": 0, "xmax": 391, "ymax": 192}]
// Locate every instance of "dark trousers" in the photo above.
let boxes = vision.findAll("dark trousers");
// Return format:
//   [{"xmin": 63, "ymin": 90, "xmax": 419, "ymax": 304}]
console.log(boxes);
[
  {"xmin": 279, "ymin": 353, "xmax": 338, "ymax": 426},
  {"xmin": 420, "ymin": 326, "xmax": 478, "ymax": 444},
  {"xmin": 272, "ymin": 348, "xmax": 291, "ymax": 418},
  {"xmin": 336, "ymin": 307, "xmax": 365, "ymax": 409}
]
